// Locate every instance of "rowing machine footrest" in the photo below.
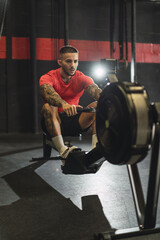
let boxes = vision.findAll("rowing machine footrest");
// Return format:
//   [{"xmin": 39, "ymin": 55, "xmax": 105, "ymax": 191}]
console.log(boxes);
[{"xmin": 61, "ymin": 148, "xmax": 105, "ymax": 175}]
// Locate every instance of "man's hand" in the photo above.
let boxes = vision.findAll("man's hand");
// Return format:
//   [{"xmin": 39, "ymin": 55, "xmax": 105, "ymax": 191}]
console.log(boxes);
[{"xmin": 62, "ymin": 103, "xmax": 83, "ymax": 116}]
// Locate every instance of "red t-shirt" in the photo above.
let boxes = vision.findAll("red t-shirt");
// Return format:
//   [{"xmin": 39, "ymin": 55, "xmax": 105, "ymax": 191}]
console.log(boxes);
[{"xmin": 39, "ymin": 68, "xmax": 94, "ymax": 112}]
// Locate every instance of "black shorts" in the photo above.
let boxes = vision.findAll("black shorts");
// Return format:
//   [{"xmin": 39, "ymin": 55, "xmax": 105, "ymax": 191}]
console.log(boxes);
[{"xmin": 41, "ymin": 113, "xmax": 90, "ymax": 137}]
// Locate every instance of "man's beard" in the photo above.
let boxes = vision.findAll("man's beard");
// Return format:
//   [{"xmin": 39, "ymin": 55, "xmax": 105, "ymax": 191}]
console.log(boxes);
[{"xmin": 63, "ymin": 67, "xmax": 76, "ymax": 76}]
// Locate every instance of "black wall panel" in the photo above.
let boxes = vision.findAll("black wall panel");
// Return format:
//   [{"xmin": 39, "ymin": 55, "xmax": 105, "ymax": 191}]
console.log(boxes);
[
  {"xmin": 68, "ymin": 0, "xmax": 110, "ymax": 41},
  {"xmin": 0, "ymin": 60, "xmax": 7, "ymax": 132},
  {"xmin": 137, "ymin": 63, "xmax": 160, "ymax": 102},
  {"xmin": 0, "ymin": 0, "xmax": 160, "ymax": 133},
  {"xmin": 6, "ymin": 0, "xmax": 30, "ymax": 37},
  {"xmin": 6, "ymin": 60, "xmax": 33, "ymax": 132},
  {"xmin": 36, "ymin": 0, "xmax": 64, "ymax": 38},
  {"xmin": 137, "ymin": 1, "xmax": 160, "ymax": 43}
]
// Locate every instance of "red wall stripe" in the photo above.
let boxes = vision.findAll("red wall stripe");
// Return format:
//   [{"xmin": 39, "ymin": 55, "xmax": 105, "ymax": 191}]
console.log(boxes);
[
  {"xmin": 1, "ymin": 37, "xmax": 160, "ymax": 63},
  {"xmin": 12, "ymin": 37, "xmax": 30, "ymax": 59},
  {"xmin": 36, "ymin": 38, "xmax": 160, "ymax": 63},
  {"xmin": 36, "ymin": 38, "xmax": 64, "ymax": 60},
  {"xmin": 36, "ymin": 38, "xmax": 111, "ymax": 61},
  {"xmin": 68, "ymin": 39, "xmax": 111, "ymax": 61},
  {"xmin": 136, "ymin": 43, "xmax": 160, "ymax": 63},
  {"xmin": 0, "ymin": 36, "xmax": 6, "ymax": 59}
]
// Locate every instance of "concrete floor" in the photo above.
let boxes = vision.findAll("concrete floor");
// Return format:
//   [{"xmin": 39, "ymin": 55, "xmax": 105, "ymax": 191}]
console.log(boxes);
[{"xmin": 0, "ymin": 133, "xmax": 160, "ymax": 240}]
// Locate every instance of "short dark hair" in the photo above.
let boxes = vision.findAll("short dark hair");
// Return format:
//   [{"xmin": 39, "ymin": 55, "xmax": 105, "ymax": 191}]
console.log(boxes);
[{"xmin": 59, "ymin": 45, "xmax": 78, "ymax": 59}]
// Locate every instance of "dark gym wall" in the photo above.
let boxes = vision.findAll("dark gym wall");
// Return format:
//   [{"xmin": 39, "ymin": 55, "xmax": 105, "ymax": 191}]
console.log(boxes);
[{"xmin": 0, "ymin": 0, "xmax": 160, "ymax": 133}]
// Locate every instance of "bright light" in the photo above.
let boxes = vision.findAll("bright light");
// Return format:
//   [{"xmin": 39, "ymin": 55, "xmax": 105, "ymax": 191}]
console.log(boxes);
[{"xmin": 92, "ymin": 64, "xmax": 107, "ymax": 80}]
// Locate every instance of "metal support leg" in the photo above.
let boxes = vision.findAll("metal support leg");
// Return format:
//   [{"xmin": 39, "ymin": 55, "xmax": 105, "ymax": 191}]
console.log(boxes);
[
  {"xmin": 43, "ymin": 133, "xmax": 52, "ymax": 159},
  {"xmin": 144, "ymin": 124, "xmax": 160, "ymax": 228},
  {"xmin": 127, "ymin": 164, "xmax": 145, "ymax": 229}
]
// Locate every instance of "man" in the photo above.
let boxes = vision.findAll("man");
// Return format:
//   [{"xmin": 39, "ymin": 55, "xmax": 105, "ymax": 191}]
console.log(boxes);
[{"xmin": 39, "ymin": 45, "xmax": 102, "ymax": 164}]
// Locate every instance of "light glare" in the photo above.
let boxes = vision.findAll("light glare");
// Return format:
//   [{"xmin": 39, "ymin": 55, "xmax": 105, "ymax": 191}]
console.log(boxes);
[{"xmin": 93, "ymin": 65, "xmax": 107, "ymax": 79}]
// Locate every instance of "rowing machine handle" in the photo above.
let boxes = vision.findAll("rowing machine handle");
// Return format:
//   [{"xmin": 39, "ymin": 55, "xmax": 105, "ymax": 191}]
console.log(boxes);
[{"xmin": 60, "ymin": 107, "xmax": 96, "ymax": 115}]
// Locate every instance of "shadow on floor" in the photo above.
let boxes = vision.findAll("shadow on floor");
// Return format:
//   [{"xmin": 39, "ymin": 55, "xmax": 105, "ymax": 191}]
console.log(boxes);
[
  {"xmin": 0, "ymin": 146, "xmax": 42, "ymax": 157},
  {"xmin": 0, "ymin": 160, "xmax": 113, "ymax": 240}
]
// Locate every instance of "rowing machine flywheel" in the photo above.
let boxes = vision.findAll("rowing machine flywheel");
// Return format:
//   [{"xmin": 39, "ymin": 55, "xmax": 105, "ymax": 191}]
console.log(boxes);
[{"xmin": 96, "ymin": 81, "xmax": 153, "ymax": 165}]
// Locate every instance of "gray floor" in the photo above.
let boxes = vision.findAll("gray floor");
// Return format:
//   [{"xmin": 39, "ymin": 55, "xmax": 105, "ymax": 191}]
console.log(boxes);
[{"xmin": 0, "ymin": 133, "xmax": 160, "ymax": 240}]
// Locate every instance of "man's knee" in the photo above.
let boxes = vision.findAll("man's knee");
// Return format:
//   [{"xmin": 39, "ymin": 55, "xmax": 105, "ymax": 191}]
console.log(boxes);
[
  {"xmin": 41, "ymin": 103, "xmax": 58, "ymax": 118},
  {"xmin": 41, "ymin": 103, "xmax": 50, "ymax": 114},
  {"xmin": 87, "ymin": 101, "xmax": 97, "ymax": 109},
  {"xmin": 41, "ymin": 104, "xmax": 61, "ymax": 136},
  {"xmin": 79, "ymin": 102, "xmax": 97, "ymax": 130},
  {"xmin": 86, "ymin": 101, "xmax": 97, "ymax": 121}
]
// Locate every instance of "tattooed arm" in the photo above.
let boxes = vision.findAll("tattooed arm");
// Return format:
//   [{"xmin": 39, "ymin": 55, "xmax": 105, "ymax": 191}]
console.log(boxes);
[
  {"xmin": 40, "ymin": 84, "xmax": 67, "ymax": 107},
  {"xmin": 85, "ymin": 83, "xmax": 102, "ymax": 101},
  {"xmin": 40, "ymin": 83, "xmax": 82, "ymax": 115}
]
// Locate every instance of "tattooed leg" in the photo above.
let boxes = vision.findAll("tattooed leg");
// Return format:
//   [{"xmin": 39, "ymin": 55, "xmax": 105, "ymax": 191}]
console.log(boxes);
[
  {"xmin": 41, "ymin": 103, "xmax": 61, "ymax": 137},
  {"xmin": 41, "ymin": 103, "xmax": 78, "ymax": 160}
]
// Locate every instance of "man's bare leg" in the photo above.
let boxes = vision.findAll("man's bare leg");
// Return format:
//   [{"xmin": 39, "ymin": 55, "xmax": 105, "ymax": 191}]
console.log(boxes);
[
  {"xmin": 41, "ymin": 103, "xmax": 61, "ymax": 136},
  {"xmin": 41, "ymin": 103, "xmax": 67, "ymax": 153},
  {"xmin": 41, "ymin": 103, "xmax": 78, "ymax": 160},
  {"xmin": 79, "ymin": 101, "xmax": 98, "ymax": 149}
]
